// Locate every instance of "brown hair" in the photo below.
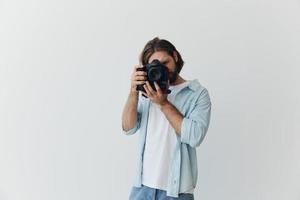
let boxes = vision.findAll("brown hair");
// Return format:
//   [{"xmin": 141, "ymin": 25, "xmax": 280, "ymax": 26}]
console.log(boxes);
[{"xmin": 139, "ymin": 37, "xmax": 185, "ymax": 74}]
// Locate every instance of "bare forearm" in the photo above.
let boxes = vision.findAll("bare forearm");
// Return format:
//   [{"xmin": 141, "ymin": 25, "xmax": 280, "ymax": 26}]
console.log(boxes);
[
  {"xmin": 122, "ymin": 91, "xmax": 139, "ymax": 131},
  {"xmin": 159, "ymin": 100, "xmax": 183, "ymax": 136}
]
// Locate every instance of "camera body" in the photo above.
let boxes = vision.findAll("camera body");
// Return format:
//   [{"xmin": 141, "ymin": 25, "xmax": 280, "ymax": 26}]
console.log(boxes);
[{"xmin": 136, "ymin": 59, "xmax": 171, "ymax": 98}]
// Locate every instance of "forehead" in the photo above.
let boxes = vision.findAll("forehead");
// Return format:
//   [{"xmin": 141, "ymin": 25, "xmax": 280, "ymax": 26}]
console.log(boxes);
[{"xmin": 148, "ymin": 51, "xmax": 172, "ymax": 63}]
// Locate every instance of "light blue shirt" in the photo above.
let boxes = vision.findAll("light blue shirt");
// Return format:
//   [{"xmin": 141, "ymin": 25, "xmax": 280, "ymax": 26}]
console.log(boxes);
[{"xmin": 122, "ymin": 79, "xmax": 212, "ymax": 198}]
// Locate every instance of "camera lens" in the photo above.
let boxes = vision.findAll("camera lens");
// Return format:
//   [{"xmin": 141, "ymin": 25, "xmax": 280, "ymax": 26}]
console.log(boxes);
[{"xmin": 148, "ymin": 67, "xmax": 162, "ymax": 81}]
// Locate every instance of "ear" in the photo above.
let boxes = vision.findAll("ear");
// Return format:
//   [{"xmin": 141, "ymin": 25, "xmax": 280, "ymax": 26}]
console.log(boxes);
[{"xmin": 173, "ymin": 51, "xmax": 178, "ymax": 62}]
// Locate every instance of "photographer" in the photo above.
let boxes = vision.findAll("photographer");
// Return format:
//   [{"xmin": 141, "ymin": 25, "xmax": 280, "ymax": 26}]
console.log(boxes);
[{"xmin": 121, "ymin": 37, "xmax": 212, "ymax": 200}]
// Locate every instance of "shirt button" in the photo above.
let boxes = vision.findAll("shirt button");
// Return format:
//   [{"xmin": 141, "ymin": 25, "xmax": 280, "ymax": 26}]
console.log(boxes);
[{"xmin": 173, "ymin": 180, "xmax": 177, "ymax": 184}]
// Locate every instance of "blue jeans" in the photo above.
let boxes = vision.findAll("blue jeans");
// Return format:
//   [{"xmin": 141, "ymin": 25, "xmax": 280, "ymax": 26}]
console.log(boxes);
[{"xmin": 129, "ymin": 184, "xmax": 195, "ymax": 200}]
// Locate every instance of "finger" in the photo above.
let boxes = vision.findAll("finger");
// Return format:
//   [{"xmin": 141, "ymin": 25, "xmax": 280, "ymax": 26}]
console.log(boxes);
[
  {"xmin": 146, "ymin": 81, "xmax": 155, "ymax": 94},
  {"xmin": 134, "ymin": 75, "xmax": 147, "ymax": 81},
  {"xmin": 143, "ymin": 84, "xmax": 152, "ymax": 96},
  {"xmin": 134, "ymin": 64, "xmax": 143, "ymax": 69},
  {"xmin": 141, "ymin": 91, "xmax": 148, "ymax": 97},
  {"xmin": 133, "ymin": 65, "xmax": 139, "ymax": 72},
  {"xmin": 166, "ymin": 80, "xmax": 170, "ymax": 91},
  {"xmin": 154, "ymin": 81, "xmax": 162, "ymax": 95},
  {"xmin": 133, "ymin": 64, "xmax": 144, "ymax": 73},
  {"xmin": 133, "ymin": 65, "xmax": 141, "ymax": 73},
  {"xmin": 133, "ymin": 80, "xmax": 146, "ymax": 85},
  {"xmin": 135, "ymin": 71, "xmax": 147, "ymax": 76}
]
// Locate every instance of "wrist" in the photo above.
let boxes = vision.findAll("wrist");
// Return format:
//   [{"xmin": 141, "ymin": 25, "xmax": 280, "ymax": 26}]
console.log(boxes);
[
  {"xmin": 130, "ymin": 91, "xmax": 138, "ymax": 97},
  {"xmin": 129, "ymin": 88, "xmax": 139, "ymax": 98},
  {"xmin": 159, "ymin": 100, "xmax": 171, "ymax": 110}
]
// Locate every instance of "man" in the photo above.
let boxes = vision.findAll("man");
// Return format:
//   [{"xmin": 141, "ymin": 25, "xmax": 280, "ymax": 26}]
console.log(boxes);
[{"xmin": 121, "ymin": 37, "xmax": 211, "ymax": 200}]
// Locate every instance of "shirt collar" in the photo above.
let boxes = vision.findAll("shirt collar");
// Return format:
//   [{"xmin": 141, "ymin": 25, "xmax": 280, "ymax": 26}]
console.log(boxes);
[{"xmin": 186, "ymin": 79, "xmax": 201, "ymax": 92}]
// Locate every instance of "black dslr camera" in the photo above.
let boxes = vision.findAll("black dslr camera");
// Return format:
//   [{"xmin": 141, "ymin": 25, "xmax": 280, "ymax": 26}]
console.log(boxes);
[{"xmin": 136, "ymin": 59, "xmax": 171, "ymax": 98}]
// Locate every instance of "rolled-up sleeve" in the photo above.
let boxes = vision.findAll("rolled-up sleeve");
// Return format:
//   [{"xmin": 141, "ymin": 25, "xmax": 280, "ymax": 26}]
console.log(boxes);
[
  {"xmin": 122, "ymin": 97, "xmax": 143, "ymax": 136},
  {"xmin": 180, "ymin": 88, "xmax": 211, "ymax": 148}
]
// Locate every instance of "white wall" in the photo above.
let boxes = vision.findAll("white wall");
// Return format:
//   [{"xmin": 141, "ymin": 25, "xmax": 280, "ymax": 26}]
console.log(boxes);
[{"xmin": 0, "ymin": 0, "xmax": 299, "ymax": 199}]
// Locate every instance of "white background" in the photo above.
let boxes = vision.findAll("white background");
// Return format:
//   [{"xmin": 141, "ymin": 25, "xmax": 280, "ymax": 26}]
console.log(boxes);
[{"xmin": 0, "ymin": 0, "xmax": 300, "ymax": 199}]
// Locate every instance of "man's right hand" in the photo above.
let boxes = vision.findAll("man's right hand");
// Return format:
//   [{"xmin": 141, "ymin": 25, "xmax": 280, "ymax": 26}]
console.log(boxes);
[{"xmin": 130, "ymin": 64, "xmax": 147, "ymax": 94}]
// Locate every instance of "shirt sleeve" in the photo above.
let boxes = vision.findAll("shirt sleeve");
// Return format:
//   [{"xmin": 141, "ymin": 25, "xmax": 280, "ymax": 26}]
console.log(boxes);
[
  {"xmin": 180, "ymin": 88, "xmax": 211, "ymax": 148},
  {"xmin": 122, "ymin": 95, "xmax": 143, "ymax": 136}
]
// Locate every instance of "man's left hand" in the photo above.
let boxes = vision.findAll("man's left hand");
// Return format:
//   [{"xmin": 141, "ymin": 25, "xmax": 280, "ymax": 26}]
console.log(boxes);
[{"xmin": 142, "ymin": 81, "xmax": 169, "ymax": 107}]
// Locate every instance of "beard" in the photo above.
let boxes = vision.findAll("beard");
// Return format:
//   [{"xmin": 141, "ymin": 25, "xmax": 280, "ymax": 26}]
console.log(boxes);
[{"xmin": 168, "ymin": 70, "xmax": 179, "ymax": 84}]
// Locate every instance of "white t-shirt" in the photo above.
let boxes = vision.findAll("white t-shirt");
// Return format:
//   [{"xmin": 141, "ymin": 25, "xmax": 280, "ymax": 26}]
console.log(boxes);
[{"xmin": 142, "ymin": 80, "xmax": 194, "ymax": 194}]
